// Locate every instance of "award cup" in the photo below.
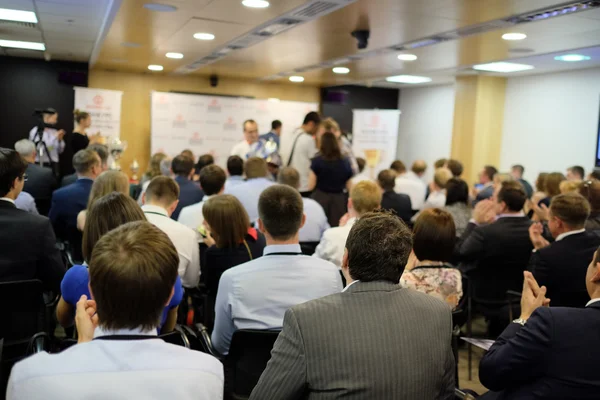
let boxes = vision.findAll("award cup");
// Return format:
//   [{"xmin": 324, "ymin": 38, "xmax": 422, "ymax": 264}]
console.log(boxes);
[
  {"xmin": 364, "ymin": 149, "xmax": 382, "ymax": 179},
  {"xmin": 108, "ymin": 137, "xmax": 128, "ymax": 171},
  {"xmin": 130, "ymin": 159, "xmax": 140, "ymax": 182}
]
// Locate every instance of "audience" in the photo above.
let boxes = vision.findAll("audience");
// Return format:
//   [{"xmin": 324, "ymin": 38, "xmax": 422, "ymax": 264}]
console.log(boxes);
[
  {"xmin": 446, "ymin": 159, "xmax": 463, "ymax": 178},
  {"xmin": 538, "ymin": 172, "xmax": 565, "ymax": 208},
  {"xmin": 320, "ymin": 117, "xmax": 358, "ymax": 174},
  {"xmin": 9, "ymin": 221, "xmax": 222, "ymax": 399},
  {"xmin": 410, "ymin": 160, "xmax": 428, "ymax": 181},
  {"xmin": 444, "ymin": 178, "xmax": 472, "ymax": 237},
  {"xmin": 580, "ymin": 180, "xmax": 600, "ymax": 231},
  {"xmin": 434, "ymin": 158, "xmax": 447, "ymax": 169},
  {"xmin": 212, "ymin": 185, "xmax": 342, "ymax": 355},
  {"xmin": 473, "ymin": 165, "xmax": 497, "ymax": 205},
  {"xmin": 181, "ymin": 149, "xmax": 195, "ymax": 160},
  {"xmin": 559, "ymin": 179, "xmax": 581, "ymax": 194},
  {"xmin": 588, "ymin": 170, "xmax": 600, "ymax": 181},
  {"xmin": 350, "ymin": 157, "xmax": 371, "ymax": 186},
  {"xmin": 422, "ymin": 167, "xmax": 452, "ymax": 210},
  {"xmin": 142, "ymin": 176, "xmax": 200, "ymax": 289},
  {"xmin": 510, "ymin": 164, "xmax": 533, "ymax": 198},
  {"xmin": 226, "ymin": 157, "xmax": 274, "ymax": 221},
  {"xmin": 401, "ymin": 208, "xmax": 462, "ymax": 308},
  {"xmin": 377, "ymin": 169, "xmax": 412, "ymax": 224},
  {"xmin": 77, "ymin": 170, "xmax": 129, "ymax": 231},
  {"xmin": 251, "ymin": 211, "xmax": 454, "ymax": 399},
  {"xmin": 137, "ymin": 154, "xmax": 172, "ymax": 205},
  {"xmin": 567, "ymin": 165, "xmax": 585, "ymax": 181},
  {"xmin": 15, "ymin": 139, "xmax": 57, "ymax": 215},
  {"xmin": 224, "ymin": 155, "xmax": 245, "ymax": 191},
  {"xmin": 170, "ymin": 154, "xmax": 204, "ymax": 220},
  {"xmin": 195, "ymin": 153, "xmax": 214, "ymax": 175},
  {"xmin": 392, "ymin": 160, "xmax": 427, "ymax": 211},
  {"xmin": 140, "ymin": 152, "xmax": 168, "ymax": 187},
  {"xmin": 61, "ymin": 143, "xmax": 108, "ymax": 187},
  {"xmin": 15, "ymin": 190, "xmax": 38, "ymax": 214},
  {"xmin": 314, "ymin": 180, "xmax": 382, "ymax": 267},
  {"xmin": 279, "ymin": 167, "xmax": 329, "ymax": 242}
]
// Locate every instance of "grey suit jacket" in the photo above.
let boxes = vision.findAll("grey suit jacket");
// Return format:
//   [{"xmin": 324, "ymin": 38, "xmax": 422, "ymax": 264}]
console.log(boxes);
[{"xmin": 250, "ymin": 281, "xmax": 455, "ymax": 400}]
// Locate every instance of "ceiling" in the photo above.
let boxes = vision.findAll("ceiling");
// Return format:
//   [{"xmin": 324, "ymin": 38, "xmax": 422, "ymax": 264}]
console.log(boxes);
[{"xmin": 2, "ymin": 0, "xmax": 600, "ymax": 87}]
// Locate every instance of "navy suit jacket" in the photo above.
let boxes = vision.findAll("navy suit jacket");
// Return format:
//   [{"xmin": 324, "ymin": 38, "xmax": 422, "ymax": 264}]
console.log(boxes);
[
  {"xmin": 172, "ymin": 176, "xmax": 204, "ymax": 221},
  {"xmin": 480, "ymin": 302, "xmax": 600, "ymax": 399}
]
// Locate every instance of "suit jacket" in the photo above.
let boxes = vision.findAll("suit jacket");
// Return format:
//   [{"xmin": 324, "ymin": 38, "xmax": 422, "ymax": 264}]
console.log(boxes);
[
  {"xmin": 479, "ymin": 302, "xmax": 600, "ymax": 399},
  {"xmin": 381, "ymin": 190, "xmax": 412, "ymax": 224},
  {"xmin": 173, "ymin": 176, "xmax": 204, "ymax": 221},
  {"xmin": 23, "ymin": 163, "xmax": 57, "ymax": 203},
  {"xmin": 529, "ymin": 231, "xmax": 600, "ymax": 308},
  {"xmin": 250, "ymin": 281, "xmax": 455, "ymax": 400},
  {"xmin": 60, "ymin": 173, "xmax": 77, "ymax": 187},
  {"xmin": 518, "ymin": 178, "xmax": 533, "ymax": 199},
  {"xmin": 458, "ymin": 217, "xmax": 533, "ymax": 301},
  {"xmin": 0, "ymin": 200, "xmax": 65, "ymax": 291},
  {"xmin": 474, "ymin": 184, "xmax": 494, "ymax": 206}
]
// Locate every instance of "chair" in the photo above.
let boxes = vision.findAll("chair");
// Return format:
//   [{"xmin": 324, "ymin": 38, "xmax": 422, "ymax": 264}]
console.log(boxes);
[
  {"xmin": 299, "ymin": 241, "xmax": 320, "ymax": 255},
  {"xmin": 159, "ymin": 326, "xmax": 190, "ymax": 349}
]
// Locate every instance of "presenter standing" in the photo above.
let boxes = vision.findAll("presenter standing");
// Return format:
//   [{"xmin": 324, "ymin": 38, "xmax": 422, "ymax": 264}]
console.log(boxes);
[
  {"xmin": 28, "ymin": 108, "xmax": 65, "ymax": 175},
  {"xmin": 230, "ymin": 119, "xmax": 270, "ymax": 160},
  {"xmin": 71, "ymin": 109, "xmax": 92, "ymax": 155}
]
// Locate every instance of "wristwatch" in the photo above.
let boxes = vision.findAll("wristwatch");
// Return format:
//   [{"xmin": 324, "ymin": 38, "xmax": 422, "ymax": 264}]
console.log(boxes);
[{"xmin": 512, "ymin": 318, "xmax": 527, "ymax": 326}]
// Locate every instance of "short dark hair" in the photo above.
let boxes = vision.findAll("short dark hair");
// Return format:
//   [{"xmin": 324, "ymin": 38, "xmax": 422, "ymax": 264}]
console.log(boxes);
[
  {"xmin": 258, "ymin": 184, "xmax": 303, "ymax": 241},
  {"xmin": 377, "ymin": 169, "xmax": 396, "ymax": 191},
  {"xmin": 0, "ymin": 148, "xmax": 27, "ymax": 197},
  {"xmin": 550, "ymin": 193, "xmax": 590, "ymax": 228},
  {"xmin": 345, "ymin": 211, "xmax": 412, "ymax": 283},
  {"xmin": 73, "ymin": 149, "xmax": 100, "ymax": 174},
  {"xmin": 319, "ymin": 132, "xmax": 342, "ymax": 160},
  {"xmin": 227, "ymin": 155, "xmax": 244, "ymax": 176},
  {"xmin": 196, "ymin": 154, "xmax": 214, "ymax": 173},
  {"xmin": 569, "ymin": 165, "xmax": 585, "ymax": 179},
  {"xmin": 303, "ymin": 111, "xmax": 321, "ymax": 126},
  {"xmin": 434, "ymin": 158, "xmax": 447, "ymax": 169},
  {"xmin": 447, "ymin": 159, "xmax": 463, "ymax": 177},
  {"xmin": 356, "ymin": 157, "xmax": 366, "ymax": 173},
  {"xmin": 200, "ymin": 164, "xmax": 226, "ymax": 195},
  {"xmin": 278, "ymin": 167, "xmax": 300, "ymax": 189},
  {"xmin": 497, "ymin": 181, "xmax": 527, "ymax": 212},
  {"xmin": 146, "ymin": 176, "xmax": 180, "ymax": 205},
  {"xmin": 445, "ymin": 178, "xmax": 469, "ymax": 206},
  {"xmin": 390, "ymin": 160, "xmax": 406, "ymax": 174},
  {"xmin": 171, "ymin": 155, "xmax": 194, "ymax": 176},
  {"xmin": 413, "ymin": 208, "xmax": 456, "ymax": 263},
  {"xmin": 589, "ymin": 170, "xmax": 600, "ymax": 181},
  {"xmin": 512, "ymin": 164, "xmax": 525, "ymax": 176},
  {"xmin": 88, "ymin": 144, "xmax": 109, "ymax": 165},
  {"xmin": 483, "ymin": 165, "xmax": 498, "ymax": 181},
  {"xmin": 89, "ymin": 221, "xmax": 179, "ymax": 331},
  {"xmin": 271, "ymin": 120, "xmax": 282, "ymax": 130}
]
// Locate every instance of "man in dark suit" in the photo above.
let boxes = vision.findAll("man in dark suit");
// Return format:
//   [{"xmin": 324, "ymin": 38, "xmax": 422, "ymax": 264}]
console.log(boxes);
[
  {"xmin": 251, "ymin": 211, "xmax": 454, "ymax": 400},
  {"xmin": 528, "ymin": 193, "xmax": 600, "ymax": 307},
  {"xmin": 511, "ymin": 164, "xmax": 533, "ymax": 198},
  {"xmin": 171, "ymin": 154, "xmax": 204, "ymax": 220},
  {"xmin": 0, "ymin": 148, "xmax": 65, "ymax": 291},
  {"xmin": 479, "ymin": 266, "xmax": 600, "ymax": 399},
  {"xmin": 378, "ymin": 169, "xmax": 412, "ymax": 224},
  {"xmin": 473, "ymin": 165, "xmax": 497, "ymax": 205},
  {"xmin": 61, "ymin": 144, "xmax": 108, "ymax": 187}
]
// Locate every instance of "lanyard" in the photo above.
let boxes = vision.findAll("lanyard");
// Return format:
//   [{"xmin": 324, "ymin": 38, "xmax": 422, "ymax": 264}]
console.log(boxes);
[
  {"xmin": 94, "ymin": 335, "xmax": 159, "ymax": 341},
  {"xmin": 264, "ymin": 252, "xmax": 303, "ymax": 256},
  {"xmin": 144, "ymin": 211, "xmax": 168, "ymax": 218}
]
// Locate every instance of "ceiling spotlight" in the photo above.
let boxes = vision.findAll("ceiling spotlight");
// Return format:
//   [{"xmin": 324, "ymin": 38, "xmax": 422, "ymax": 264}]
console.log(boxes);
[
  {"xmin": 148, "ymin": 64, "xmax": 164, "ymax": 71},
  {"xmin": 242, "ymin": 0, "xmax": 270, "ymax": 7},
  {"xmin": 0, "ymin": 7, "xmax": 38, "ymax": 23},
  {"xmin": 502, "ymin": 33, "xmax": 527, "ymax": 41},
  {"xmin": 397, "ymin": 54, "xmax": 417, "ymax": 61},
  {"xmin": 385, "ymin": 75, "xmax": 431, "ymax": 84},
  {"xmin": 193, "ymin": 32, "xmax": 215, "ymax": 41},
  {"xmin": 332, "ymin": 67, "xmax": 350, "ymax": 74},
  {"xmin": 289, "ymin": 76, "xmax": 304, "ymax": 82},
  {"xmin": 554, "ymin": 54, "xmax": 591, "ymax": 62},
  {"xmin": 143, "ymin": 3, "xmax": 177, "ymax": 12},
  {"xmin": 473, "ymin": 62, "xmax": 534, "ymax": 72},
  {"xmin": 0, "ymin": 39, "xmax": 45, "ymax": 51},
  {"xmin": 166, "ymin": 52, "xmax": 184, "ymax": 59}
]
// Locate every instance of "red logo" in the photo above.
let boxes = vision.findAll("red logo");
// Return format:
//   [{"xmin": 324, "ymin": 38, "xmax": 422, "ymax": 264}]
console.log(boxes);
[
  {"xmin": 370, "ymin": 115, "xmax": 380, "ymax": 128},
  {"xmin": 176, "ymin": 114, "xmax": 184, "ymax": 121},
  {"xmin": 192, "ymin": 132, "xmax": 200, "ymax": 139},
  {"xmin": 210, "ymin": 99, "xmax": 219, "ymax": 106},
  {"xmin": 226, "ymin": 117, "xmax": 234, "ymax": 124},
  {"xmin": 159, "ymin": 95, "xmax": 167, "ymax": 104},
  {"xmin": 93, "ymin": 95, "xmax": 103, "ymax": 106}
]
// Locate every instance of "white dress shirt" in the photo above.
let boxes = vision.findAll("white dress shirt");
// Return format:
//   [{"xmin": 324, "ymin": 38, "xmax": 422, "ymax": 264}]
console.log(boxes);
[
  {"xmin": 555, "ymin": 228, "xmax": 586, "ymax": 242},
  {"xmin": 422, "ymin": 190, "xmax": 447, "ymax": 210},
  {"xmin": 313, "ymin": 217, "xmax": 356, "ymax": 268},
  {"xmin": 212, "ymin": 243, "xmax": 342, "ymax": 355},
  {"xmin": 230, "ymin": 140, "xmax": 252, "ymax": 159},
  {"xmin": 395, "ymin": 174, "xmax": 427, "ymax": 210},
  {"xmin": 586, "ymin": 298, "xmax": 600, "ymax": 307},
  {"xmin": 224, "ymin": 176, "xmax": 244, "ymax": 192},
  {"xmin": 28, "ymin": 126, "xmax": 65, "ymax": 163},
  {"xmin": 7, "ymin": 326, "xmax": 223, "ymax": 400},
  {"xmin": 281, "ymin": 128, "xmax": 317, "ymax": 192},
  {"xmin": 142, "ymin": 205, "xmax": 200, "ymax": 288},
  {"xmin": 299, "ymin": 197, "xmax": 330, "ymax": 242},
  {"xmin": 350, "ymin": 172, "xmax": 373, "ymax": 187},
  {"xmin": 0, "ymin": 197, "xmax": 15, "ymax": 205},
  {"xmin": 225, "ymin": 177, "xmax": 275, "ymax": 222},
  {"xmin": 15, "ymin": 191, "xmax": 38, "ymax": 214},
  {"xmin": 177, "ymin": 195, "xmax": 215, "ymax": 243}
]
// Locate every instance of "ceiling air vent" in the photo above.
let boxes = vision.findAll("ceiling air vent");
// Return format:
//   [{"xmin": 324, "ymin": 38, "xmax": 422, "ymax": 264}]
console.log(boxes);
[
  {"xmin": 290, "ymin": 1, "xmax": 339, "ymax": 19},
  {"xmin": 509, "ymin": 1, "xmax": 600, "ymax": 23},
  {"xmin": 256, "ymin": 19, "xmax": 300, "ymax": 36},
  {"xmin": 0, "ymin": 20, "xmax": 37, "ymax": 29}
]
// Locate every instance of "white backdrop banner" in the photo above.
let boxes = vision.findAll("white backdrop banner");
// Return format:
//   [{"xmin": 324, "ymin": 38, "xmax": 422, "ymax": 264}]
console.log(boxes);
[
  {"xmin": 352, "ymin": 109, "xmax": 401, "ymax": 179},
  {"xmin": 150, "ymin": 91, "xmax": 318, "ymax": 166},
  {"xmin": 74, "ymin": 87, "xmax": 123, "ymax": 139}
]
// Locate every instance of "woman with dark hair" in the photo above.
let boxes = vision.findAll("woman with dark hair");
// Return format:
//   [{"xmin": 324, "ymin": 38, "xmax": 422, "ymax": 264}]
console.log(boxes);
[
  {"xmin": 444, "ymin": 178, "xmax": 472, "ymax": 237},
  {"xmin": 307, "ymin": 132, "xmax": 353, "ymax": 227},
  {"xmin": 400, "ymin": 208, "xmax": 462, "ymax": 308}
]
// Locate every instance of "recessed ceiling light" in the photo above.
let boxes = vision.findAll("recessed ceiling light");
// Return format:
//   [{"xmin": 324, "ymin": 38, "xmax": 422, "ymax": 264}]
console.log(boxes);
[
  {"xmin": 148, "ymin": 64, "xmax": 164, "ymax": 71},
  {"xmin": 554, "ymin": 54, "xmax": 591, "ymax": 62},
  {"xmin": 473, "ymin": 62, "xmax": 534, "ymax": 72},
  {"xmin": 143, "ymin": 3, "xmax": 177, "ymax": 12},
  {"xmin": 502, "ymin": 32, "xmax": 527, "ymax": 41},
  {"xmin": 193, "ymin": 32, "xmax": 215, "ymax": 41},
  {"xmin": 332, "ymin": 67, "xmax": 350, "ymax": 74},
  {"xmin": 289, "ymin": 76, "xmax": 304, "ymax": 82},
  {"xmin": 0, "ymin": 39, "xmax": 45, "ymax": 51},
  {"xmin": 397, "ymin": 54, "xmax": 417, "ymax": 61},
  {"xmin": 268, "ymin": 98, "xmax": 280, "ymax": 102},
  {"xmin": 0, "ymin": 7, "xmax": 37, "ymax": 23},
  {"xmin": 121, "ymin": 42, "xmax": 141, "ymax": 48},
  {"xmin": 242, "ymin": 0, "xmax": 270, "ymax": 8},
  {"xmin": 385, "ymin": 75, "xmax": 431, "ymax": 84},
  {"xmin": 166, "ymin": 52, "xmax": 184, "ymax": 59}
]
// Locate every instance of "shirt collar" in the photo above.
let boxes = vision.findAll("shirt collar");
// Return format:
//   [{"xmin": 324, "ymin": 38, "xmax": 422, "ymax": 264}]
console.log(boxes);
[
  {"xmin": 556, "ymin": 228, "xmax": 586, "ymax": 242},
  {"xmin": 263, "ymin": 244, "xmax": 302, "ymax": 255},
  {"xmin": 342, "ymin": 280, "xmax": 360, "ymax": 292},
  {"xmin": 77, "ymin": 176, "xmax": 94, "ymax": 181},
  {"xmin": 202, "ymin": 194, "xmax": 215, "ymax": 202},
  {"xmin": 94, "ymin": 326, "xmax": 158, "ymax": 339},
  {"xmin": 496, "ymin": 212, "xmax": 525, "ymax": 219},
  {"xmin": 141, "ymin": 204, "xmax": 169, "ymax": 217},
  {"xmin": 586, "ymin": 298, "xmax": 600, "ymax": 307},
  {"xmin": 0, "ymin": 197, "xmax": 15, "ymax": 205},
  {"xmin": 228, "ymin": 175, "xmax": 244, "ymax": 181}
]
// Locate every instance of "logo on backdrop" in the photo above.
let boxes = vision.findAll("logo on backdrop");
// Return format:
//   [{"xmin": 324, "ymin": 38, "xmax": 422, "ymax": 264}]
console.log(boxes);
[
  {"xmin": 173, "ymin": 114, "xmax": 187, "ymax": 128},
  {"xmin": 93, "ymin": 95, "xmax": 104, "ymax": 106},
  {"xmin": 189, "ymin": 132, "xmax": 203, "ymax": 146},
  {"xmin": 223, "ymin": 117, "xmax": 237, "ymax": 131},
  {"xmin": 86, "ymin": 94, "xmax": 107, "ymax": 110},
  {"xmin": 208, "ymin": 98, "xmax": 222, "ymax": 113}
]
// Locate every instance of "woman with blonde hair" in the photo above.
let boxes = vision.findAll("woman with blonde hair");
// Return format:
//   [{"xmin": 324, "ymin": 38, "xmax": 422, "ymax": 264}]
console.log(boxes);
[
  {"xmin": 77, "ymin": 170, "xmax": 130, "ymax": 231},
  {"xmin": 140, "ymin": 152, "xmax": 168, "ymax": 186}
]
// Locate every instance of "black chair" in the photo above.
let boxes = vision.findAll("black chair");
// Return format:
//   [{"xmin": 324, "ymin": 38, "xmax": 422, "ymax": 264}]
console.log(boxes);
[
  {"xmin": 299, "ymin": 241, "xmax": 320, "ymax": 255},
  {"xmin": 159, "ymin": 326, "xmax": 190, "ymax": 349}
]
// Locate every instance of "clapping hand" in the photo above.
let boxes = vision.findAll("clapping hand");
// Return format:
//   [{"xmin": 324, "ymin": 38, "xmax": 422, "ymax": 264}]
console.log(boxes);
[
  {"xmin": 529, "ymin": 222, "xmax": 550, "ymax": 250},
  {"xmin": 531, "ymin": 201, "xmax": 550, "ymax": 222},
  {"xmin": 75, "ymin": 295, "xmax": 99, "ymax": 344},
  {"xmin": 520, "ymin": 271, "xmax": 550, "ymax": 321},
  {"xmin": 473, "ymin": 199, "xmax": 496, "ymax": 225}
]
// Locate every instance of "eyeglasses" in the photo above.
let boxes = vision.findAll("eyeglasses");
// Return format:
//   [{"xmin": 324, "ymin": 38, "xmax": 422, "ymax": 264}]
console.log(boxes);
[{"xmin": 21, "ymin": 173, "xmax": 28, "ymax": 182}]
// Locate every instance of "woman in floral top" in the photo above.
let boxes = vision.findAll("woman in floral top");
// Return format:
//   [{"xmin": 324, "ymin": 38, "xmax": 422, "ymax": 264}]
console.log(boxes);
[{"xmin": 400, "ymin": 208, "xmax": 463, "ymax": 308}]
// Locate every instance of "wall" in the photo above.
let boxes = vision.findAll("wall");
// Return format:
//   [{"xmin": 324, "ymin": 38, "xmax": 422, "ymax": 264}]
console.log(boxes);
[{"xmin": 88, "ymin": 69, "xmax": 320, "ymax": 176}]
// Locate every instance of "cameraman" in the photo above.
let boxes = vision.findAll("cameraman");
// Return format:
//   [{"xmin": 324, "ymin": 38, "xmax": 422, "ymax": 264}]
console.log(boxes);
[{"xmin": 28, "ymin": 108, "xmax": 65, "ymax": 174}]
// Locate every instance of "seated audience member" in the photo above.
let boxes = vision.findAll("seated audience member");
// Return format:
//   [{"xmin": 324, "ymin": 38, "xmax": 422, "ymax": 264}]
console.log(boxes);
[
  {"xmin": 251, "ymin": 211, "xmax": 454, "ymax": 399},
  {"xmin": 350, "ymin": 157, "xmax": 371, "ymax": 186},
  {"xmin": 178, "ymin": 165, "xmax": 227, "ymax": 242},
  {"xmin": 226, "ymin": 157, "xmax": 274, "ymax": 221},
  {"xmin": 391, "ymin": 160, "xmax": 426, "ymax": 211},
  {"xmin": 434, "ymin": 158, "xmax": 447, "ymax": 169},
  {"xmin": 212, "ymin": 185, "xmax": 342, "ymax": 355},
  {"xmin": 142, "ymin": 177, "xmax": 200, "ymax": 289},
  {"xmin": 137, "ymin": 156, "xmax": 172, "ymax": 205},
  {"xmin": 196, "ymin": 153, "xmax": 214, "ymax": 174},
  {"xmin": 377, "ymin": 169, "xmax": 412, "ymax": 224},
  {"xmin": 61, "ymin": 144, "xmax": 108, "ymax": 187},
  {"xmin": 532, "ymin": 172, "xmax": 548, "ymax": 201},
  {"xmin": 0, "ymin": 148, "xmax": 64, "ymax": 290},
  {"xmin": 510, "ymin": 164, "xmax": 533, "ymax": 198},
  {"xmin": 314, "ymin": 180, "xmax": 382, "ymax": 267},
  {"xmin": 479, "ymin": 268, "xmax": 600, "ymax": 400},
  {"xmin": 10, "ymin": 221, "xmax": 222, "ymax": 400},
  {"xmin": 77, "ymin": 170, "xmax": 129, "ymax": 231},
  {"xmin": 57, "ymin": 192, "xmax": 183, "ymax": 333},
  {"xmin": 446, "ymin": 159, "xmax": 463, "ymax": 178},
  {"xmin": 410, "ymin": 160, "xmax": 428, "ymax": 181},
  {"xmin": 401, "ymin": 209, "xmax": 462, "ymax": 308},
  {"xmin": 279, "ymin": 167, "xmax": 329, "ymax": 242},
  {"xmin": 473, "ymin": 165, "xmax": 497, "ymax": 205},
  {"xmin": 224, "ymin": 155, "xmax": 245, "ymax": 192},
  {"xmin": 444, "ymin": 178, "xmax": 472, "ymax": 237},
  {"xmin": 202, "ymin": 195, "xmax": 266, "ymax": 298},
  {"xmin": 140, "ymin": 152, "xmax": 168, "ymax": 187},
  {"xmin": 15, "ymin": 139, "xmax": 57, "ymax": 213},
  {"xmin": 588, "ymin": 170, "xmax": 600, "ymax": 181},
  {"xmin": 538, "ymin": 172, "xmax": 565, "ymax": 208},
  {"xmin": 15, "ymin": 191, "xmax": 38, "ymax": 214},
  {"xmin": 181, "ymin": 149, "xmax": 195, "ymax": 160},
  {"xmin": 580, "ymin": 180, "xmax": 600, "ymax": 231},
  {"xmin": 422, "ymin": 167, "xmax": 452, "ymax": 210},
  {"xmin": 170, "ymin": 154, "xmax": 204, "ymax": 220},
  {"xmin": 567, "ymin": 165, "xmax": 585, "ymax": 181},
  {"xmin": 528, "ymin": 193, "xmax": 600, "ymax": 307},
  {"xmin": 559, "ymin": 179, "xmax": 581, "ymax": 194}
]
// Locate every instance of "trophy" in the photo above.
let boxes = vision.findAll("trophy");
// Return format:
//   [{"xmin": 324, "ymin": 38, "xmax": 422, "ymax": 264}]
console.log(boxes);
[
  {"xmin": 364, "ymin": 149, "xmax": 382, "ymax": 179},
  {"xmin": 108, "ymin": 137, "xmax": 127, "ymax": 171},
  {"xmin": 130, "ymin": 159, "xmax": 140, "ymax": 182}
]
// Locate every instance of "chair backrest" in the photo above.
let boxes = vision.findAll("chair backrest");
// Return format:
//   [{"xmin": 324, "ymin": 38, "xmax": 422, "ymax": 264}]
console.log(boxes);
[
  {"xmin": 224, "ymin": 329, "xmax": 281, "ymax": 399},
  {"xmin": 0, "ymin": 280, "xmax": 46, "ymax": 343},
  {"xmin": 299, "ymin": 241, "xmax": 320, "ymax": 255},
  {"xmin": 159, "ymin": 327, "xmax": 190, "ymax": 349}
]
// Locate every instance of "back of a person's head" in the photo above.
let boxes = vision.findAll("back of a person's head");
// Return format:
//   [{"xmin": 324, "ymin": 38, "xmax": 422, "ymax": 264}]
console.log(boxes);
[
  {"xmin": 196, "ymin": 154, "xmax": 215, "ymax": 172},
  {"xmin": 82, "ymin": 192, "xmax": 146, "ymax": 262},
  {"xmin": 0, "ymin": 148, "xmax": 27, "ymax": 197},
  {"xmin": 356, "ymin": 157, "xmax": 366, "ymax": 173},
  {"xmin": 87, "ymin": 170, "xmax": 129, "ymax": 209},
  {"xmin": 550, "ymin": 193, "xmax": 590, "ymax": 228},
  {"xmin": 147, "ymin": 152, "xmax": 168, "ymax": 179},
  {"xmin": 411, "ymin": 160, "xmax": 427, "ymax": 175},
  {"xmin": 377, "ymin": 169, "xmax": 396, "ymax": 191},
  {"xmin": 73, "ymin": 149, "xmax": 100, "ymax": 174},
  {"xmin": 484, "ymin": 165, "xmax": 498, "ymax": 181},
  {"xmin": 319, "ymin": 132, "xmax": 341, "ymax": 160},
  {"xmin": 345, "ymin": 211, "xmax": 412, "ymax": 283},
  {"xmin": 278, "ymin": 167, "xmax": 300, "ymax": 190},
  {"xmin": 200, "ymin": 164, "xmax": 226, "ymax": 196},
  {"xmin": 145, "ymin": 176, "xmax": 180, "ymax": 206},
  {"xmin": 445, "ymin": 178, "xmax": 469, "ymax": 206},
  {"xmin": 434, "ymin": 158, "xmax": 448, "ymax": 169},
  {"xmin": 559, "ymin": 180, "xmax": 582, "ymax": 194},
  {"xmin": 512, "ymin": 164, "xmax": 525, "ymax": 176},
  {"xmin": 88, "ymin": 144, "xmax": 109, "ymax": 166},
  {"xmin": 390, "ymin": 160, "xmax": 406, "ymax": 174},
  {"xmin": 569, "ymin": 165, "xmax": 585, "ymax": 179},
  {"xmin": 434, "ymin": 168, "xmax": 453, "ymax": 189},
  {"xmin": 89, "ymin": 221, "xmax": 178, "ymax": 331},
  {"xmin": 272, "ymin": 120, "xmax": 282, "ymax": 130},
  {"xmin": 580, "ymin": 180, "xmax": 600, "ymax": 214},
  {"xmin": 303, "ymin": 111, "xmax": 321, "ymax": 126},
  {"xmin": 494, "ymin": 173, "xmax": 513, "ymax": 185},
  {"xmin": 447, "ymin": 159, "xmax": 463, "ymax": 177},
  {"xmin": 171, "ymin": 154, "xmax": 194, "ymax": 177},
  {"xmin": 14, "ymin": 139, "xmax": 35, "ymax": 157},
  {"xmin": 545, "ymin": 172, "xmax": 566, "ymax": 197},
  {"xmin": 413, "ymin": 208, "xmax": 456, "ymax": 263},
  {"xmin": 497, "ymin": 181, "xmax": 527, "ymax": 212},
  {"xmin": 258, "ymin": 184, "xmax": 303, "ymax": 240},
  {"xmin": 536, "ymin": 172, "xmax": 548, "ymax": 192},
  {"xmin": 227, "ymin": 155, "xmax": 244, "ymax": 176},
  {"xmin": 245, "ymin": 157, "xmax": 268, "ymax": 179},
  {"xmin": 320, "ymin": 117, "xmax": 340, "ymax": 133},
  {"xmin": 203, "ymin": 194, "xmax": 250, "ymax": 248},
  {"xmin": 351, "ymin": 180, "xmax": 382, "ymax": 216},
  {"xmin": 589, "ymin": 170, "xmax": 600, "ymax": 181},
  {"xmin": 181, "ymin": 149, "xmax": 194, "ymax": 160}
]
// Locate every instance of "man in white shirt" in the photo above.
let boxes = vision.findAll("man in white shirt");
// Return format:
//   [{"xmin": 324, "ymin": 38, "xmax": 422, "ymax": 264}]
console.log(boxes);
[
  {"xmin": 178, "ymin": 164, "xmax": 227, "ymax": 242},
  {"xmin": 391, "ymin": 160, "xmax": 427, "ymax": 211},
  {"xmin": 280, "ymin": 112, "xmax": 321, "ymax": 195},
  {"xmin": 230, "ymin": 119, "xmax": 269, "ymax": 160},
  {"xmin": 28, "ymin": 108, "xmax": 65, "ymax": 170},
  {"xmin": 7, "ymin": 221, "xmax": 223, "ymax": 400},
  {"xmin": 212, "ymin": 184, "xmax": 342, "ymax": 355},
  {"xmin": 407, "ymin": 160, "xmax": 427, "ymax": 182},
  {"xmin": 226, "ymin": 157, "xmax": 274, "ymax": 222},
  {"xmin": 314, "ymin": 180, "xmax": 382, "ymax": 268},
  {"xmin": 224, "ymin": 155, "xmax": 245, "ymax": 192},
  {"xmin": 142, "ymin": 176, "xmax": 200, "ymax": 288},
  {"xmin": 422, "ymin": 167, "xmax": 453, "ymax": 210}
]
